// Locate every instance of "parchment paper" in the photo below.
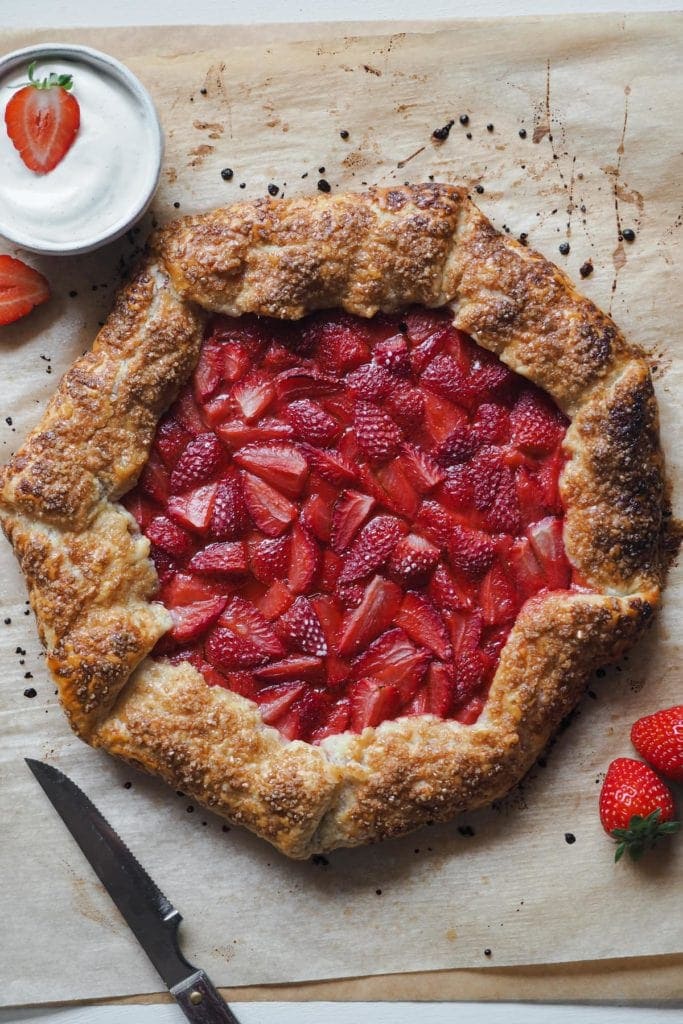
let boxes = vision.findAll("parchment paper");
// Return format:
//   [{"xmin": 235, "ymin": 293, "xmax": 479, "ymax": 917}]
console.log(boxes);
[{"xmin": 0, "ymin": 13, "xmax": 682, "ymax": 1008}]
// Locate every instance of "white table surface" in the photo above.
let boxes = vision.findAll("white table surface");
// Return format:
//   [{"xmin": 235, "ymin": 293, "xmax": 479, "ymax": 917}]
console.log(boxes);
[{"xmin": 2, "ymin": 0, "xmax": 681, "ymax": 1021}]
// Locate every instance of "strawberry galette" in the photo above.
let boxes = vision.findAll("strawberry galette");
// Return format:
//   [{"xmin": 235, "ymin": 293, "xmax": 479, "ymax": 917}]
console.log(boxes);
[{"xmin": 0, "ymin": 185, "xmax": 668, "ymax": 858}]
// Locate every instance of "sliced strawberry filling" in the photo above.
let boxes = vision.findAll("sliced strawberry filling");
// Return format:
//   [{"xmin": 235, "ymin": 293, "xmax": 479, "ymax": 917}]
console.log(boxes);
[{"xmin": 123, "ymin": 308, "xmax": 576, "ymax": 743}]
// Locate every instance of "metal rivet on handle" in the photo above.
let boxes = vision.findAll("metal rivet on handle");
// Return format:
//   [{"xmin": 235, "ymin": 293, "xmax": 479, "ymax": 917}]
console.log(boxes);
[{"xmin": 189, "ymin": 990, "xmax": 203, "ymax": 1005}]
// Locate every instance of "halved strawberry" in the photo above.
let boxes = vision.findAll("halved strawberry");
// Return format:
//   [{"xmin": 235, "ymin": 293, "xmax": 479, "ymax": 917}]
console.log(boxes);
[
  {"xmin": 338, "ymin": 576, "xmax": 403, "ymax": 655},
  {"xmin": 167, "ymin": 482, "xmax": 218, "ymax": 534},
  {"xmin": 355, "ymin": 401, "xmax": 403, "ymax": 462},
  {"xmin": 254, "ymin": 655, "xmax": 324, "ymax": 681},
  {"xmin": 385, "ymin": 383, "xmax": 426, "ymax": 430},
  {"xmin": 303, "ymin": 445, "xmax": 358, "ymax": 486},
  {"xmin": 162, "ymin": 571, "xmax": 224, "ymax": 606},
  {"xmin": 400, "ymin": 445, "xmax": 444, "ymax": 493},
  {"xmin": 473, "ymin": 403, "xmax": 511, "ymax": 446},
  {"xmin": 5, "ymin": 63, "xmax": 80, "ymax": 174},
  {"xmin": 169, "ymin": 594, "xmax": 227, "ymax": 643},
  {"xmin": 255, "ymin": 579, "xmax": 295, "ymax": 620},
  {"xmin": 155, "ymin": 416, "xmax": 191, "ymax": 467},
  {"xmin": 170, "ymin": 434, "xmax": 223, "ymax": 493},
  {"xmin": 249, "ymin": 534, "xmax": 290, "ymax": 584},
  {"xmin": 339, "ymin": 515, "xmax": 404, "ymax": 583},
  {"xmin": 526, "ymin": 516, "xmax": 571, "ymax": 590},
  {"xmin": 373, "ymin": 461, "xmax": 420, "ymax": 518},
  {"xmin": 0, "ymin": 255, "xmax": 50, "ymax": 325},
  {"xmin": 422, "ymin": 354, "xmax": 475, "ymax": 410},
  {"xmin": 395, "ymin": 592, "xmax": 452, "ymax": 660},
  {"xmin": 311, "ymin": 698, "xmax": 352, "ymax": 741},
  {"xmin": 388, "ymin": 533, "xmax": 440, "ymax": 585},
  {"xmin": 310, "ymin": 314, "xmax": 371, "ymax": 373},
  {"xmin": 224, "ymin": 671, "xmax": 259, "ymax": 701},
  {"xmin": 242, "ymin": 472, "xmax": 297, "ymax": 536},
  {"xmin": 374, "ymin": 334, "xmax": 410, "ymax": 375},
  {"xmin": 219, "ymin": 596, "xmax": 284, "ymax": 658},
  {"xmin": 287, "ymin": 523, "xmax": 320, "ymax": 593},
  {"xmin": 447, "ymin": 524, "xmax": 496, "ymax": 577},
  {"xmin": 515, "ymin": 464, "xmax": 548, "ymax": 524},
  {"xmin": 415, "ymin": 500, "xmax": 458, "ymax": 546},
  {"xmin": 422, "ymin": 392, "xmax": 467, "ymax": 443},
  {"xmin": 146, "ymin": 516, "xmax": 193, "ymax": 558},
  {"xmin": 479, "ymin": 561, "xmax": 519, "ymax": 626},
  {"xmin": 345, "ymin": 362, "xmax": 393, "ymax": 401},
  {"xmin": 205, "ymin": 627, "xmax": 268, "ymax": 670},
  {"xmin": 234, "ymin": 442, "xmax": 308, "ymax": 497},
  {"xmin": 427, "ymin": 662, "xmax": 455, "ymax": 717},
  {"xmin": 511, "ymin": 391, "xmax": 566, "ymax": 454},
  {"xmin": 189, "ymin": 541, "xmax": 247, "ymax": 575},
  {"xmin": 284, "ymin": 399, "xmax": 340, "ymax": 446},
  {"xmin": 233, "ymin": 372, "xmax": 275, "ymax": 421},
  {"xmin": 353, "ymin": 628, "xmax": 429, "ymax": 702},
  {"xmin": 349, "ymin": 678, "xmax": 401, "ymax": 731},
  {"xmin": 455, "ymin": 697, "xmax": 485, "ymax": 725},
  {"xmin": 216, "ymin": 417, "xmax": 293, "ymax": 448},
  {"xmin": 256, "ymin": 682, "xmax": 308, "ymax": 724},
  {"xmin": 209, "ymin": 474, "xmax": 249, "ymax": 539},
  {"xmin": 139, "ymin": 451, "xmax": 171, "ymax": 505},
  {"xmin": 440, "ymin": 466, "xmax": 475, "ymax": 513},
  {"xmin": 330, "ymin": 490, "xmax": 376, "ymax": 553},
  {"xmin": 434, "ymin": 423, "xmax": 481, "ymax": 466},
  {"xmin": 277, "ymin": 596, "xmax": 328, "ymax": 656}
]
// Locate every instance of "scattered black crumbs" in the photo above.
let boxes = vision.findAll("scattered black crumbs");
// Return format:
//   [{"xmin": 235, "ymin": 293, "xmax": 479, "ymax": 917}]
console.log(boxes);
[
  {"xmin": 221, "ymin": 824, "xmax": 231, "ymax": 832},
  {"xmin": 69, "ymin": 290, "xmax": 78, "ymax": 298},
  {"xmin": 622, "ymin": 228, "xmax": 636, "ymax": 242},
  {"xmin": 587, "ymin": 690, "xmax": 597, "ymax": 700},
  {"xmin": 432, "ymin": 119, "xmax": 454, "ymax": 141},
  {"xmin": 23, "ymin": 687, "xmax": 37, "ymax": 699},
  {"xmin": 268, "ymin": 184, "xmax": 279, "ymax": 196},
  {"xmin": 173, "ymin": 201, "xmax": 181, "ymax": 209},
  {"xmin": 340, "ymin": 130, "xmax": 349, "ymax": 139},
  {"xmin": 317, "ymin": 179, "xmax": 331, "ymax": 193},
  {"xmin": 466, "ymin": 132, "xmax": 472, "ymax": 140},
  {"xmin": 458, "ymin": 825, "xmax": 475, "ymax": 837},
  {"xmin": 301, "ymin": 171, "xmax": 309, "ymax": 178},
  {"xmin": 24, "ymin": 609, "xmax": 30, "ymax": 616},
  {"xmin": 4, "ymin": 618, "xmax": 11, "ymax": 625},
  {"xmin": 200, "ymin": 88, "xmax": 207, "ymax": 96},
  {"xmin": 519, "ymin": 128, "xmax": 527, "ymax": 139},
  {"xmin": 318, "ymin": 166, "xmax": 325, "ymax": 173},
  {"xmin": 428, "ymin": 174, "xmax": 434, "ymax": 181},
  {"xmin": 559, "ymin": 242, "xmax": 570, "ymax": 255},
  {"xmin": 459, "ymin": 113, "xmax": 469, "ymax": 126},
  {"xmin": 565, "ymin": 832, "xmax": 576, "ymax": 845},
  {"xmin": 484, "ymin": 948, "xmax": 492, "ymax": 957},
  {"xmin": 579, "ymin": 260, "xmax": 594, "ymax": 278},
  {"xmin": 202, "ymin": 821, "xmax": 208, "ymax": 827},
  {"xmin": 239, "ymin": 182, "xmax": 246, "ymax": 189},
  {"xmin": 187, "ymin": 805, "xmax": 195, "ymax": 813},
  {"xmin": 176, "ymin": 790, "xmax": 185, "ymax": 797},
  {"xmin": 486, "ymin": 123, "xmax": 494, "ymax": 132},
  {"xmin": 15, "ymin": 647, "xmax": 25, "ymax": 655},
  {"xmin": 5, "ymin": 417, "xmax": 12, "ymax": 426},
  {"xmin": 475, "ymin": 184, "xmax": 484, "ymax": 194},
  {"xmin": 123, "ymin": 781, "xmax": 132, "ymax": 789},
  {"xmin": 24, "ymin": 672, "xmax": 33, "ymax": 679},
  {"xmin": 221, "ymin": 167, "xmax": 234, "ymax": 181},
  {"xmin": 312, "ymin": 853, "xmax": 330, "ymax": 867},
  {"xmin": 596, "ymin": 668, "xmax": 606, "ymax": 678},
  {"xmin": 519, "ymin": 232, "xmax": 528, "ymax": 246},
  {"xmin": 375, "ymin": 889, "xmax": 383, "ymax": 896}
]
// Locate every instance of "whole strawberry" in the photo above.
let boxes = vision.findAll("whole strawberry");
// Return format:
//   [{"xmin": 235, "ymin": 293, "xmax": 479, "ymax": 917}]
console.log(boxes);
[
  {"xmin": 599, "ymin": 757, "xmax": 679, "ymax": 862},
  {"xmin": 631, "ymin": 705, "xmax": 683, "ymax": 784},
  {"xmin": 5, "ymin": 62, "xmax": 80, "ymax": 174}
]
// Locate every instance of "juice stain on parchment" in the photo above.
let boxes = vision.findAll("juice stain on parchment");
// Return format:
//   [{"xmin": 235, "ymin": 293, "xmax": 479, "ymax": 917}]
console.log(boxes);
[{"xmin": 62, "ymin": 859, "xmax": 120, "ymax": 934}]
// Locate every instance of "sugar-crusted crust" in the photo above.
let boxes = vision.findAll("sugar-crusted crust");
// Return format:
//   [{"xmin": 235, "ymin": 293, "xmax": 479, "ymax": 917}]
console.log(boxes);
[{"xmin": 0, "ymin": 184, "xmax": 667, "ymax": 857}]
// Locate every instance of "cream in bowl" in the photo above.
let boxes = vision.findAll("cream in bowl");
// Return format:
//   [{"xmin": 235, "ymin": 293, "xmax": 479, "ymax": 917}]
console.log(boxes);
[{"xmin": 0, "ymin": 43, "xmax": 163, "ymax": 255}]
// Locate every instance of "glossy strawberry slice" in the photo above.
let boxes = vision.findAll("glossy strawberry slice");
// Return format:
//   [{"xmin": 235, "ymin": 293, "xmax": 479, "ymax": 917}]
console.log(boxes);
[
  {"xmin": 210, "ymin": 474, "xmax": 248, "ymax": 539},
  {"xmin": 527, "ymin": 516, "xmax": 571, "ymax": 590},
  {"xmin": 169, "ymin": 595, "xmax": 227, "ymax": 643},
  {"xmin": 346, "ymin": 362, "xmax": 393, "ymax": 401},
  {"xmin": 311, "ymin": 698, "xmax": 352, "ymax": 742},
  {"xmin": 175, "ymin": 391, "xmax": 206, "ymax": 436},
  {"xmin": 249, "ymin": 534, "xmax": 290, "ymax": 584},
  {"xmin": 447, "ymin": 524, "xmax": 496, "ymax": 577},
  {"xmin": 219, "ymin": 596, "xmax": 284, "ymax": 658},
  {"xmin": 429, "ymin": 563, "xmax": 475, "ymax": 613},
  {"xmin": 276, "ymin": 689, "xmax": 332, "ymax": 741},
  {"xmin": 350, "ymin": 678, "xmax": 401, "ymax": 731},
  {"xmin": 162, "ymin": 571, "xmax": 224, "ymax": 606},
  {"xmin": 388, "ymin": 533, "xmax": 440, "ymax": 585},
  {"xmin": 355, "ymin": 401, "xmax": 403, "ymax": 462},
  {"xmin": 147, "ymin": 516, "xmax": 193, "ymax": 558},
  {"xmin": 479, "ymin": 561, "xmax": 518, "ymax": 625},
  {"xmin": 427, "ymin": 662, "xmax": 455, "ymax": 717},
  {"xmin": 277, "ymin": 596, "xmax": 328, "ymax": 656},
  {"xmin": 257, "ymin": 682, "xmax": 308, "ymax": 724},
  {"xmin": 473, "ymin": 403, "xmax": 511, "ymax": 446},
  {"xmin": 202, "ymin": 392, "xmax": 239, "ymax": 428},
  {"xmin": 511, "ymin": 391, "xmax": 566, "ymax": 454},
  {"xmin": 256, "ymin": 579, "xmax": 295, "ymax": 620},
  {"xmin": 300, "ymin": 492, "xmax": 334, "ymax": 542},
  {"xmin": 395, "ymin": 592, "xmax": 452, "ymax": 660},
  {"xmin": 242, "ymin": 472, "xmax": 297, "ymax": 536},
  {"xmin": 167, "ymin": 482, "xmax": 218, "ymax": 534},
  {"xmin": 400, "ymin": 445, "xmax": 444, "ymax": 492},
  {"xmin": 422, "ymin": 354, "xmax": 475, "ymax": 410},
  {"xmin": 422, "ymin": 392, "xmax": 467, "ymax": 443},
  {"xmin": 339, "ymin": 515, "xmax": 404, "ymax": 583},
  {"xmin": 338, "ymin": 576, "xmax": 403, "ymax": 655},
  {"xmin": 313, "ymin": 315, "xmax": 371, "ymax": 373},
  {"xmin": 287, "ymin": 523, "xmax": 320, "ymax": 594},
  {"xmin": 309, "ymin": 595, "xmax": 343, "ymax": 651},
  {"xmin": 274, "ymin": 367, "xmax": 340, "ymax": 401},
  {"xmin": 216, "ymin": 418, "xmax": 293, "ymax": 448},
  {"xmin": 233, "ymin": 372, "xmax": 275, "ymax": 421},
  {"xmin": 139, "ymin": 451, "xmax": 171, "ymax": 504},
  {"xmin": 353, "ymin": 628, "xmax": 429, "ymax": 701},
  {"xmin": 330, "ymin": 490, "xmax": 376, "ymax": 553},
  {"xmin": 206, "ymin": 627, "xmax": 269, "ymax": 670},
  {"xmin": 254, "ymin": 655, "xmax": 324, "ymax": 681},
  {"xmin": 155, "ymin": 416, "xmax": 191, "ymax": 467},
  {"xmin": 373, "ymin": 461, "xmax": 420, "ymax": 518},
  {"xmin": 303, "ymin": 446, "xmax": 358, "ymax": 486},
  {"xmin": 170, "ymin": 434, "xmax": 223, "ymax": 493},
  {"xmin": 193, "ymin": 338, "xmax": 225, "ymax": 402},
  {"xmin": 189, "ymin": 541, "xmax": 247, "ymax": 575},
  {"xmin": 440, "ymin": 466, "xmax": 475, "ymax": 513},
  {"xmin": 234, "ymin": 442, "xmax": 308, "ymax": 498},
  {"xmin": 374, "ymin": 334, "xmax": 411, "ymax": 375},
  {"xmin": 221, "ymin": 340, "xmax": 252, "ymax": 382},
  {"xmin": 284, "ymin": 399, "xmax": 341, "ymax": 445}
]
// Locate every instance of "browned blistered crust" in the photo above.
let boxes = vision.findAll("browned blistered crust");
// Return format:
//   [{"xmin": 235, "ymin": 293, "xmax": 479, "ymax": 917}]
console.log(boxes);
[{"xmin": 0, "ymin": 184, "xmax": 669, "ymax": 858}]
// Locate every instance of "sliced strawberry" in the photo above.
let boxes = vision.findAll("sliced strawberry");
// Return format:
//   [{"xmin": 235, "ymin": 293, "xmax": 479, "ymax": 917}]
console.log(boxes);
[
  {"xmin": 224, "ymin": 671, "xmax": 259, "ymax": 701},
  {"xmin": 447, "ymin": 609, "xmax": 484, "ymax": 658},
  {"xmin": 309, "ymin": 595, "xmax": 343, "ymax": 651},
  {"xmin": 170, "ymin": 433, "xmax": 223, "ymax": 493},
  {"xmin": 300, "ymin": 491, "xmax": 334, "ymax": 542},
  {"xmin": 395, "ymin": 592, "xmax": 452, "ymax": 660},
  {"xmin": 311, "ymin": 698, "xmax": 352, "ymax": 741},
  {"xmin": 427, "ymin": 662, "xmax": 455, "ymax": 716},
  {"xmin": 355, "ymin": 401, "xmax": 403, "ymax": 462},
  {"xmin": 349, "ymin": 678, "xmax": 401, "ymax": 731},
  {"xmin": 339, "ymin": 515, "xmax": 404, "ymax": 583},
  {"xmin": 216, "ymin": 417, "xmax": 294, "ymax": 448},
  {"xmin": 155, "ymin": 416, "xmax": 191, "ymax": 467},
  {"xmin": 405, "ymin": 306, "xmax": 454, "ymax": 344},
  {"xmin": 146, "ymin": 515, "xmax": 193, "ymax": 558},
  {"xmin": 400, "ymin": 444, "xmax": 444, "ymax": 493},
  {"xmin": 169, "ymin": 595, "xmax": 227, "ymax": 643},
  {"xmin": 473, "ymin": 403, "xmax": 511, "ymax": 446},
  {"xmin": 5, "ymin": 65, "xmax": 80, "ymax": 174},
  {"xmin": 336, "ymin": 581, "xmax": 366, "ymax": 609},
  {"xmin": 221, "ymin": 340, "xmax": 253, "ymax": 382},
  {"xmin": 234, "ymin": 442, "xmax": 308, "ymax": 497},
  {"xmin": 353, "ymin": 627, "xmax": 429, "ymax": 701},
  {"xmin": 422, "ymin": 392, "xmax": 467, "ymax": 443},
  {"xmin": 455, "ymin": 697, "xmax": 485, "ymax": 724},
  {"xmin": 233, "ymin": 372, "xmax": 275, "ymax": 421},
  {"xmin": 373, "ymin": 460, "xmax": 420, "ymax": 518},
  {"xmin": 139, "ymin": 450, "xmax": 171, "ymax": 504},
  {"xmin": 242, "ymin": 472, "xmax": 297, "ymax": 536},
  {"xmin": 193, "ymin": 338, "xmax": 225, "ymax": 402},
  {"xmin": 447, "ymin": 524, "xmax": 496, "ymax": 577},
  {"xmin": 254, "ymin": 655, "xmax": 324, "ymax": 681},
  {"xmin": 325, "ymin": 654, "xmax": 352, "ymax": 688},
  {"xmin": 403, "ymin": 685, "xmax": 430, "ymax": 716},
  {"xmin": 482, "ymin": 470, "xmax": 521, "ymax": 535},
  {"xmin": 255, "ymin": 579, "xmax": 295, "ymax": 620},
  {"xmin": 219, "ymin": 596, "xmax": 284, "ymax": 658},
  {"xmin": 287, "ymin": 523, "xmax": 320, "ymax": 593},
  {"xmin": 388, "ymin": 533, "xmax": 440, "ymax": 585},
  {"xmin": 338, "ymin": 576, "xmax": 403, "ymax": 655},
  {"xmin": 435, "ymin": 424, "xmax": 481, "ymax": 466},
  {"xmin": 374, "ymin": 334, "xmax": 410, "ymax": 375},
  {"xmin": 205, "ymin": 627, "xmax": 269, "ymax": 670},
  {"xmin": 202, "ymin": 392, "xmax": 239, "ymax": 428},
  {"xmin": 167, "ymin": 482, "xmax": 218, "ymax": 534},
  {"xmin": 414, "ymin": 499, "xmax": 458, "ymax": 546},
  {"xmin": 284, "ymin": 399, "xmax": 340, "ymax": 446},
  {"xmin": 526, "ymin": 516, "xmax": 571, "ymax": 590},
  {"xmin": 303, "ymin": 445, "xmax": 358, "ymax": 486},
  {"xmin": 189, "ymin": 541, "xmax": 247, "ymax": 575},
  {"xmin": 330, "ymin": 490, "xmax": 376, "ymax": 553},
  {"xmin": 422, "ymin": 354, "xmax": 475, "ymax": 410},
  {"xmin": 515, "ymin": 464, "xmax": 548, "ymax": 524},
  {"xmin": 276, "ymin": 689, "xmax": 331, "ymax": 741},
  {"xmin": 162, "ymin": 571, "xmax": 224, "ymax": 606},
  {"xmin": 209, "ymin": 474, "xmax": 249, "ymax": 539},
  {"xmin": 429, "ymin": 563, "xmax": 475, "ymax": 613},
  {"xmin": 0, "ymin": 255, "xmax": 50, "ymax": 325},
  {"xmin": 256, "ymin": 682, "xmax": 308, "ymax": 724},
  {"xmin": 196, "ymin": 660, "xmax": 231, "ymax": 690},
  {"xmin": 274, "ymin": 367, "xmax": 341, "ymax": 401},
  {"xmin": 175, "ymin": 391, "xmax": 206, "ymax": 436},
  {"xmin": 469, "ymin": 447, "xmax": 508, "ymax": 511},
  {"xmin": 440, "ymin": 466, "xmax": 475, "ymax": 513},
  {"xmin": 468, "ymin": 351, "xmax": 516, "ymax": 403},
  {"xmin": 479, "ymin": 561, "xmax": 519, "ymax": 625},
  {"xmin": 319, "ymin": 549, "xmax": 344, "ymax": 591},
  {"xmin": 345, "ymin": 362, "xmax": 393, "ymax": 401},
  {"xmin": 385, "ymin": 383, "xmax": 426, "ymax": 430},
  {"xmin": 323, "ymin": 392, "xmax": 356, "ymax": 425},
  {"xmin": 122, "ymin": 492, "xmax": 155, "ymax": 531},
  {"xmin": 453, "ymin": 648, "xmax": 491, "ymax": 708},
  {"xmin": 249, "ymin": 534, "xmax": 290, "ymax": 584},
  {"xmin": 511, "ymin": 391, "xmax": 566, "ymax": 454},
  {"xmin": 277, "ymin": 596, "xmax": 328, "ymax": 656},
  {"xmin": 309, "ymin": 314, "xmax": 371, "ymax": 373}
]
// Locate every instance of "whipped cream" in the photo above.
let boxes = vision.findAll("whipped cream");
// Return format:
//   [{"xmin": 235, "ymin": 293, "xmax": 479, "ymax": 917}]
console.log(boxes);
[{"xmin": 0, "ymin": 55, "xmax": 160, "ymax": 253}]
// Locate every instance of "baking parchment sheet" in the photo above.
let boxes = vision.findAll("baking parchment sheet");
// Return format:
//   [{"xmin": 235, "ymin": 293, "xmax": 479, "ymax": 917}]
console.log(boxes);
[{"xmin": 0, "ymin": 13, "xmax": 681, "ymax": 1007}]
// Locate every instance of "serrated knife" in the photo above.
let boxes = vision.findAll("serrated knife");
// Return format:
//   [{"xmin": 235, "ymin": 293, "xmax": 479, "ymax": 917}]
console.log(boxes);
[{"xmin": 25, "ymin": 758, "xmax": 240, "ymax": 1023}]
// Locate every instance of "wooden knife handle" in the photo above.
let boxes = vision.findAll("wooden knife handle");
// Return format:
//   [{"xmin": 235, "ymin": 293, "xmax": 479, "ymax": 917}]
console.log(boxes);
[{"xmin": 171, "ymin": 969, "xmax": 241, "ymax": 1024}]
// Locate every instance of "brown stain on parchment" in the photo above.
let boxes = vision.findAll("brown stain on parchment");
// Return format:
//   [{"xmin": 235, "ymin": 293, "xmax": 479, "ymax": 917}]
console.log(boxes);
[
  {"xmin": 187, "ymin": 144, "xmax": 214, "ymax": 168},
  {"xmin": 604, "ymin": 85, "xmax": 638, "ymax": 310},
  {"xmin": 63, "ymin": 861, "xmax": 118, "ymax": 933},
  {"xmin": 193, "ymin": 119, "xmax": 225, "ymax": 140}
]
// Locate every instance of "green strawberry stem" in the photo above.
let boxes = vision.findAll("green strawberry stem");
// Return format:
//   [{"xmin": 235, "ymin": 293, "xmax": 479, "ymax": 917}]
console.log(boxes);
[
  {"xmin": 12, "ymin": 61, "xmax": 74, "ymax": 92},
  {"xmin": 612, "ymin": 809, "xmax": 680, "ymax": 863}
]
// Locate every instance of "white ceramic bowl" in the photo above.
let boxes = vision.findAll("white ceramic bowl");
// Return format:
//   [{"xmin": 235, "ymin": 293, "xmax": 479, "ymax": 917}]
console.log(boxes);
[{"xmin": 0, "ymin": 43, "xmax": 163, "ymax": 255}]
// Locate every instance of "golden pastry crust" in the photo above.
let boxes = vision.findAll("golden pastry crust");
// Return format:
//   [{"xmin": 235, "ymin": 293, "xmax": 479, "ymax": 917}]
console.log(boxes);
[{"xmin": 0, "ymin": 184, "xmax": 669, "ymax": 858}]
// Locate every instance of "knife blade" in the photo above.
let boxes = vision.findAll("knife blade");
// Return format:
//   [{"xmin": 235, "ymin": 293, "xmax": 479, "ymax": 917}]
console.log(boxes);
[{"xmin": 25, "ymin": 758, "xmax": 240, "ymax": 1024}]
